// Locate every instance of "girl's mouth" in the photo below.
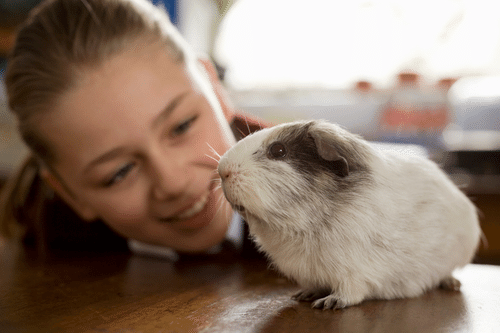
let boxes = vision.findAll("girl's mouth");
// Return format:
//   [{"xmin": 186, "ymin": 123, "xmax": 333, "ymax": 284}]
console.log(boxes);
[{"xmin": 157, "ymin": 191, "xmax": 210, "ymax": 223}]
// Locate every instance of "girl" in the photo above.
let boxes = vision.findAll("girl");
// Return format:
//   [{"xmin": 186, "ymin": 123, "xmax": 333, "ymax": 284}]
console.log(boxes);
[{"xmin": 0, "ymin": 0, "xmax": 264, "ymax": 256}]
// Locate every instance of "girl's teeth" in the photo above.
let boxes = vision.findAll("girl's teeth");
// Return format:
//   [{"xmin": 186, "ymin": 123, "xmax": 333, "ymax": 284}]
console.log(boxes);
[{"xmin": 176, "ymin": 193, "xmax": 209, "ymax": 219}]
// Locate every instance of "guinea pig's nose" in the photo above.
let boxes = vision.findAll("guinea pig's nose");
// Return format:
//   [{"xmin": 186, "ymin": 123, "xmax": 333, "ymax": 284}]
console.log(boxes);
[{"xmin": 218, "ymin": 169, "xmax": 232, "ymax": 180}]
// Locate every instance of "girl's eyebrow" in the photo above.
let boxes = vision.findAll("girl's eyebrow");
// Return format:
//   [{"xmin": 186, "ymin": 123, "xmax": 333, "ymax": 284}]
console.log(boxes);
[
  {"xmin": 151, "ymin": 91, "xmax": 190, "ymax": 130},
  {"xmin": 84, "ymin": 147, "xmax": 129, "ymax": 175}
]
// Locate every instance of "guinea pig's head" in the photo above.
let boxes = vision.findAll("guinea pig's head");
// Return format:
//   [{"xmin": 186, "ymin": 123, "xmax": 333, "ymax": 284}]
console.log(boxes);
[{"xmin": 218, "ymin": 120, "xmax": 372, "ymax": 232}]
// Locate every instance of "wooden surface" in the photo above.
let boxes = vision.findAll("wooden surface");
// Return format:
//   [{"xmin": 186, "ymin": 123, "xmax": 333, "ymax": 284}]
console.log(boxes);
[
  {"xmin": 474, "ymin": 194, "xmax": 500, "ymax": 263},
  {"xmin": 1, "ymin": 240, "xmax": 499, "ymax": 333}
]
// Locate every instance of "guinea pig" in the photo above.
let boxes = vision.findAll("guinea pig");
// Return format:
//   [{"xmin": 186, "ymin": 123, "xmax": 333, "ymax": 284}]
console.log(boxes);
[{"xmin": 218, "ymin": 119, "xmax": 481, "ymax": 310}]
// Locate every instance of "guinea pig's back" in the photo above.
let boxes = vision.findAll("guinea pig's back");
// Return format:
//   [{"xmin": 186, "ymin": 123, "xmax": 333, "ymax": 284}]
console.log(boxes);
[{"xmin": 372, "ymin": 149, "xmax": 481, "ymax": 268}]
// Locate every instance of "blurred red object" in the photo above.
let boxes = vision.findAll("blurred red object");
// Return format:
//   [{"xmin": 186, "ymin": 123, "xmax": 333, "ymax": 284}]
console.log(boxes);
[{"xmin": 378, "ymin": 73, "xmax": 456, "ymax": 149}]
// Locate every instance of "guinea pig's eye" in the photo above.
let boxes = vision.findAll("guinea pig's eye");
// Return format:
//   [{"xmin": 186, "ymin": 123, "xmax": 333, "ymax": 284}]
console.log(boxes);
[{"xmin": 268, "ymin": 142, "xmax": 287, "ymax": 159}]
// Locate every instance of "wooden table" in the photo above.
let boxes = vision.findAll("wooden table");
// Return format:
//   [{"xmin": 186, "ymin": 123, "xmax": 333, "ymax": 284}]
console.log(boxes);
[{"xmin": 1, "ymin": 240, "xmax": 499, "ymax": 333}]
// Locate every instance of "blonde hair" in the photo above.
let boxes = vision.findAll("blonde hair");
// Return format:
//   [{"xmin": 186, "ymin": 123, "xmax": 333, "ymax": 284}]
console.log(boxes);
[{"xmin": 0, "ymin": 0, "xmax": 193, "ymax": 240}]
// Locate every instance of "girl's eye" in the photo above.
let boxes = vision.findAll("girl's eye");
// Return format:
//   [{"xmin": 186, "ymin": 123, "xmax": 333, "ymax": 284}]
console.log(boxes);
[
  {"xmin": 103, "ymin": 162, "xmax": 136, "ymax": 187},
  {"xmin": 171, "ymin": 116, "xmax": 198, "ymax": 137}
]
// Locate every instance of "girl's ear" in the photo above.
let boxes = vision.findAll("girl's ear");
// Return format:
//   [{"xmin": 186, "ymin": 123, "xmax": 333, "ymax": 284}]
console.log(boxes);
[
  {"xmin": 39, "ymin": 168, "xmax": 98, "ymax": 222},
  {"xmin": 198, "ymin": 57, "xmax": 235, "ymax": 123}
]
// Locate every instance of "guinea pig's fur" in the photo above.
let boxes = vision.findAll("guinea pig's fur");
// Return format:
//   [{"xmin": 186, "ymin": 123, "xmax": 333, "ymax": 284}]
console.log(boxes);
[{"xmin": 218, "ymin": 120, "xmax": 481, "ymax": 310}]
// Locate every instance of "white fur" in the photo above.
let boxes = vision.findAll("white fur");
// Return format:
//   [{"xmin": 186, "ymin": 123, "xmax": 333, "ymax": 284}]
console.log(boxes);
[{"xmin": 218, "ymin": 120, "xmax": 481, "ymax": 309}]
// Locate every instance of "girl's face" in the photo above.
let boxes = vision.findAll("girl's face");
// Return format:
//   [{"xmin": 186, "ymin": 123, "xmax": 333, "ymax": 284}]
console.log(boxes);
[{"xmin": 38, "ymin": 43, "xmax": 235, "ymax": 252}]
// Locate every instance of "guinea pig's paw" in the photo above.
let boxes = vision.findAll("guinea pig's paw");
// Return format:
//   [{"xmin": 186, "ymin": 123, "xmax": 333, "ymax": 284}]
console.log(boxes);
[
  {"xmin": 292, "ymin": 288, "xmax": 331, "ymax": 302},
  {"xmin": 438, "ymin": 276, "xmax": 461, "ymax": 291},
  {"xmin": 311, "ymin": 294, "xmax": 349, "ymax": 310}
]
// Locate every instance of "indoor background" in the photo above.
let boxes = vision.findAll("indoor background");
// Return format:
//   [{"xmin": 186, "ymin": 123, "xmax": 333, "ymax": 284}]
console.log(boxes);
[{"xmin": 1, "ymin": 0, "xmax": 499, "ymax": 262}]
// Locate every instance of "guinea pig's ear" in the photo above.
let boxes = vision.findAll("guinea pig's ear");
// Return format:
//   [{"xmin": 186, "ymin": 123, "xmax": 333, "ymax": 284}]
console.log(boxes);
[{"xmin": 310, "ymin": 131, "xmax": 349, "ymax": 177}]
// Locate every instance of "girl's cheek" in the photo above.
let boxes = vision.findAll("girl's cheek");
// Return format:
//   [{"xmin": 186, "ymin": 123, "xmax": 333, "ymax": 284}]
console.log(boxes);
[{"xmin": 95, "ymin": 186, "xmax": 149, "ymax": 223}]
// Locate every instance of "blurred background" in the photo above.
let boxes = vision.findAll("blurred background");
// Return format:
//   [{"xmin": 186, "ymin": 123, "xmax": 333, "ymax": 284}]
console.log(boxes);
[{"xmin": 1, "ymin": 0, "xmax": 499, "ymax": 262}]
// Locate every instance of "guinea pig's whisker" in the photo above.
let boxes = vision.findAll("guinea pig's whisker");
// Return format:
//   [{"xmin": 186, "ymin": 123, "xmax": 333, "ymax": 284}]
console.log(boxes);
[
  {"xmin": 213, "ymin": 184, "xmax": 222, "ymax": 194},
  {"xmin": 244, "ymin": 115, "xmax": 251, "ymax": 135},
  {"xmin": 205, "ymin": 153, "xmax": 220, "ymax": 164},
  {"xmin": 236, "ymin": 127, "xmax": 246, "ymax": 138},
  {"xmin": 226, "ymin": 204, "xmax": 234, "ymax": 227},
  {"xmin": 215, "ymin": 189, "xmax": 226, "ymax": 205},
  {"xmin": 213, "ymin": 198, "xmax": 224, "ymax": 218},
  {"xmin": 212, "ymin": 193, "xmax": 232, "ymax": 227},
  {"xmin": 206, "ymin": 142, "xmax": 221, "ymax": 160},
  {"xmin": 210, "ymin": 174, "xmax": 221, "ymax": 182}
]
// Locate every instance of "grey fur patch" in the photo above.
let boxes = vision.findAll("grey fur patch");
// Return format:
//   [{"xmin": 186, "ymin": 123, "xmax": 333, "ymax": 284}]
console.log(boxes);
[{"xmin": 261, "ymin": 121, "xmax": 373, "ymax": 197}]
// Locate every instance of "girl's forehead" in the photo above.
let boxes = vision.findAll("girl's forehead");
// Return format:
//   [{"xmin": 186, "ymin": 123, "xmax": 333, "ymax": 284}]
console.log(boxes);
[
  {"xmin": 40, "ymin": 45, "xmax": 194, "ymax": 165},
  {"xmin": 68, "ymin": 44, "xmax": 190, "ymax": 112},
  {"xmin": 88, "ymin": 42, "xmax": 188, "ymax": 86}
]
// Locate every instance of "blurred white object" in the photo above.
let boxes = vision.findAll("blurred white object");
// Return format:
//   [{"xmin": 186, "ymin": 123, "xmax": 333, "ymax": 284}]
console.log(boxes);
[
  {"xmin": 443, "ymin": 127, "xmax": 500, "ymax": 151},
  {"xmin": 177, "ymin": 0, "xmax": 218, "ymax": 56},
  {"xmin": 229, "ymin": 88, "xmax": 385, "ymax": 138},
  {"xmin": 214, "ymin": 0, "xmax": 500, "ymax": 90},
  {"xmin": 448, "ymin": 76, "xmax": 500, "ymax": 132},
  {"xmin": 128, "ymin": 239, "xmax": 180, "ymax": 261},
  {"xmin": 370, "ymin": 142, "xmax": 429, "ymax": 158}
]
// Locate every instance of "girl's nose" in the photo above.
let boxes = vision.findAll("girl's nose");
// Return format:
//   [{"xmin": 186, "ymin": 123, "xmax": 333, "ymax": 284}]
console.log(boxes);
[{"xmin": 150, "ymin": 153, "xmax": 189, "ymax": 201}]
